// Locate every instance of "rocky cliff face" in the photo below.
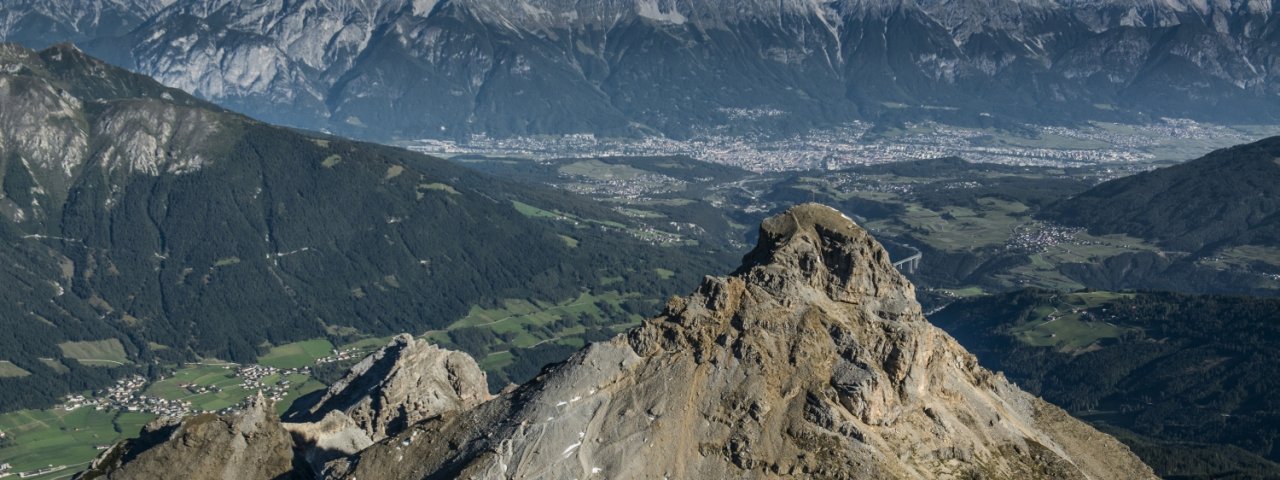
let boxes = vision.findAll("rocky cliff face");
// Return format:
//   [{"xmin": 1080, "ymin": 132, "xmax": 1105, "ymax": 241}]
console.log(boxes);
[
  {"xmin": 0, "ymin": 42, "xmax": 222, "ymax": 228},
  {"xmin": 88, "ymin": 204, "xmax": 1155, "ymax": 479},
  {"xmin": 292, "ymin": 334, "xmax": 492, "ymax": 444},
  {"xmin": 279, "ymin": 334, "xmax": 491, "ymax": 475},
  {"xmin": 325, "ymin": 203, "xmax": 1155, "ymax": 479},
  {"xmin": 80, "ymin": 394, "xmax": 300, "ymax": 480},
  {"xmin": 81, "ymin": 336, "xmax": 492, "ymax": 479},
  {"xmin": 0, "ymin": 0, "xmax": 171, "ymax": 49}
]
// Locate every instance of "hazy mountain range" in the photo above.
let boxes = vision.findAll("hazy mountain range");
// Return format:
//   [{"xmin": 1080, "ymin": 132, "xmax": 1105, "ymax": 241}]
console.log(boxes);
[{"xmin": 4, "ymin": 0, "xmax": 1280, "ymax": 140}]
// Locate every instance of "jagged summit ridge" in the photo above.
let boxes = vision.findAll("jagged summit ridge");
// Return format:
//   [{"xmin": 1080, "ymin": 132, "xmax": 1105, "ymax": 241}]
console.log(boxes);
[
  {"xmin": 81, "ymin": 336, "xmax": 493, "ymax": 479},
  {"xmin": 735, "ymin": 203, "xmax": 918, "ymax": 312},
  {"xmin": 10, "ymin": 0, "xmax": 1276, "ymax": 141},
  {"xmin": 331, "ymin": 204, "xmax": 1155, "ymax": 479},
  {"xmin": 82, "ymin": 393, "xmax": 298, "ymax": 480},
  {"xmin": 83, "ymin": 204, "xmax": 1156, "ymax": 479},
  {"xmin": 291, "ymin": 333, "xmax": 492, "ymax": 443}
]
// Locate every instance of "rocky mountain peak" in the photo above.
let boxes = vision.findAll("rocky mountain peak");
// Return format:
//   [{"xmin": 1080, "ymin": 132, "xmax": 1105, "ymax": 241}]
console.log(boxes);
[
  {"xmin": 735, "ymin": 203, "xmax": 919, "ymax": 313},
  {"xmin": 80, "ymin": 393, "xmax": 298, "ymax": 480},
  {"xmin": 81, "ymin": 205, "xmax": 1157, "ymax": 479},
  {"xmin": 329, "ymin": 204, "xmax": 1155, "ymax": 479},
  {"xmin": 291, "ymin": 333, "xmax": 492, "ymax": 443},
  {"xmin": 81, "ymin": 337, "xmax": 492, "ymax": 479}
]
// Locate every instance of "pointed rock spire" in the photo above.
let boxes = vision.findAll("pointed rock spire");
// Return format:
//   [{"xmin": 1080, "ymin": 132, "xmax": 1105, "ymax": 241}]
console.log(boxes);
[{"xmin": 335, "ymin": 204, "xmax": 1157, "ymax": 480}]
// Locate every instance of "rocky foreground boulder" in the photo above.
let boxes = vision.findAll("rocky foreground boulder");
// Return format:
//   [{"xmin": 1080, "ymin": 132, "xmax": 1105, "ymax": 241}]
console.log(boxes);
[
  {"xmin": 78, "ymin": 335, "xmax": 492, "ymax": 479},
  {"xmin": 283, "ymin": 333, "xmax": 492, "ymax": 472},
  {"xmin": 79, "ymin": 394, "xmax": 300, "ymax": 480},
  {"xmin": 291, "ymin": 333, "xmax": 492, "ymax": 443},
  {"xmin": 83, "ymin": 204, "xmax": 1156, "ymax": 479}
]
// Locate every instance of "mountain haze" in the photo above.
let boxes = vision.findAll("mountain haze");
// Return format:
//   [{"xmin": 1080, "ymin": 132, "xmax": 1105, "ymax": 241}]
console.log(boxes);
[{"xmin": 3, "ymin": 0, "xmax": 1278, "ymax": 140}]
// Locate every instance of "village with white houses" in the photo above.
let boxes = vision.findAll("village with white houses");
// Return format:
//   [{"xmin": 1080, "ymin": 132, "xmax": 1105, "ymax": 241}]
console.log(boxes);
[
  {"xmin": 59, "ymin": 363, "xmax": 314, "ymax": 419},
  {"xmin": 0, "ymin": 342, "xmax": 383, "ymax": 480},
  {"xmin": 55, "ymin": 342, "xmax": 373, "ymax": 420}
]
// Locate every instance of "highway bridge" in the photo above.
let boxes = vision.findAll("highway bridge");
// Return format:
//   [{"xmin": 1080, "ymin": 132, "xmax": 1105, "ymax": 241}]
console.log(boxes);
[{"xmin": 893, "ymin": 251, "xmax": 922, "ymax": 274}]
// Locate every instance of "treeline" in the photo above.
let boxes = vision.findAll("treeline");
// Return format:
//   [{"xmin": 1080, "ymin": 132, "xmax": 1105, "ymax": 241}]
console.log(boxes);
[
  {"xmin": 0, "ymin": 362, "xmax": 142, "ymax": 411},
  {"xmin": 932, "ymin": 290, "xmax": 1280, "ymax": 477}
]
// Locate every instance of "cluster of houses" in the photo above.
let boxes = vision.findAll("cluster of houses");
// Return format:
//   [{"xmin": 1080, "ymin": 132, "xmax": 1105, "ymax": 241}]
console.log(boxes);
[
  {"xmin": 56, "ymin": 357, "xmax": 322, "ymax": 419},
  {"xmin": 15, "ymin": 465, "xmax": 66, "ymax": 478},
  {"xmin": 316, "ymin": 347, "xmax": 367, "ymax": 365},
  {"xmin": 1006, "ymin": 223, "xmax": 1086, "ymax": 253},
  {"xmin": 236, "ymin": 364, "xmax": 309, "ymax": 404},
  {"xmin": 1, "ymin": 461, "xmax": 75, "ymax": 479},
  {"xmin": 61, "ymin": 375, "xmax": 194, "ymax": 417}
]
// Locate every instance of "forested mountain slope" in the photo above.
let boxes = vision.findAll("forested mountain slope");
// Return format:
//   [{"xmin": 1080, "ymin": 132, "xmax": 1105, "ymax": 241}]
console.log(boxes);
[
  {"xmin": 0, "ymin": 43, "xmax": 730, "ymax": 410},
  {"xmin": 1045, "ymin": 136, "xmax": 1280, "ymax": 252},
  {"xmin": 933, "ymin": 290, "xmax": 1280, "ymax": 478}
]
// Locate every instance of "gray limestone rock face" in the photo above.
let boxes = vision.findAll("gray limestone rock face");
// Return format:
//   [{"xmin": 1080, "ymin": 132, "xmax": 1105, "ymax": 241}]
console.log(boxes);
[
  {"xmin": 280, "ymin": 335, "xmax": 492, "ymax": 475},
  {"xmin": 295, "ymin": 333, "xmax": 492, "ymax": 443},
  {"xmin": 81, "ymin": 336, "xmax": 492, "ymax": 480},
  {"xmin": 333, "ymin": 204, "xmax": 1158, "ymax": 480},
  {"xmin": 78, "ymin": 394, "xmax": 300, "ymax": 480},
  {"xmin": 78, "ymin": 204, "xmax": 1158, "ymax": 480},
  {"xmin": 281, "ymin": 412, "xmax": 374, "ymax": 475}
]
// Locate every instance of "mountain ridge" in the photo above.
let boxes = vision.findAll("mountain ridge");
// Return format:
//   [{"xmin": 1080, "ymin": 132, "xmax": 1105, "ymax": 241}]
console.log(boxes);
[
  {"xmin": 0, "ymin": 43, "xmax": 729, "ymax": 411},
  {"xmin": 931, "ymin": 289, "xmax": 1280, "ymax": 477},
  {"xmin": 4, "ymin": 0, "xmax": 1279, "ymax": 141},
  {"xmin": 83, "ymin": 204, "xmax": 1157, "ymax": 479},
  {"xmin": 1043, "ymin": 135, "xmax": 1280, "ymax": 252}
]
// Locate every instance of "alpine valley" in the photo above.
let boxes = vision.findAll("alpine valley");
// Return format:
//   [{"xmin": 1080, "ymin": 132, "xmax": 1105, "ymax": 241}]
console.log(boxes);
[
  {"xmin": 0, "ymin": 43, "xmax": 734, "ymax": 412},
  {"xmin": 0, "ymin": 1, "xmax": 1278, "ymax": 480}
]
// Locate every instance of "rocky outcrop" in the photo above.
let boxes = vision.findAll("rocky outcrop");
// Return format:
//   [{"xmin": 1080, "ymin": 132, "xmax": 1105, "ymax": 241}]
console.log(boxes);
[
  {"xmin": 78, "ymin": 394, "xmax": 299, "ymax": 480},
  {"xmin": 280, "ymin": 412, "xmax": 373, "ymax": 476},
  {"xmin": 81, "ymin": 204, "xmax": 1156, "ymax": 479},
  {"xmin": 330, "ymin": 204, "xmax": 1157, "ymax": 479},
  {"xmin": 83, "ymin": 336, "xmax": 492, "ymax": 479},
  {"xmin": 280, "ymin": 334, "xmax": 491, "ymax": 474},
  {"xmin": 0, "ymin": 43, "xmax": 224, "ymax": 227},
  {"xmin": 292, "ymin": 333, "xmax": 491, "ymax": 443}
]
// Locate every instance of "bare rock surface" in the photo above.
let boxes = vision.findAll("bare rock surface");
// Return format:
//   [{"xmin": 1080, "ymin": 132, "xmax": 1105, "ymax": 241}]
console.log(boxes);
[
  {"xmin": 331, "ymin": 204, "xmax": 1158, "ymax": 480},
  {"xmin": 281, "ymin": 412, "xmax": 373, "ymax": 475},
  {"xmin": 82, "ymin": 336, "xmax": 491, "ymax": 479},
  {"xmin": 78, "ymin": 394, "xmax": 299, "ymax": 480},
  {"xmin": 82, "ymin": 204, "xmax": 1156, "ymax": 480},
  {"xmin": 281, "ymin": 334, "xmax": 491, "ymax": 475},
  {"xmin": 295, "ymin": 333, "xmax": 491, "ymax": 443}
]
